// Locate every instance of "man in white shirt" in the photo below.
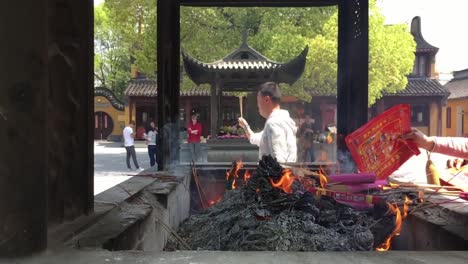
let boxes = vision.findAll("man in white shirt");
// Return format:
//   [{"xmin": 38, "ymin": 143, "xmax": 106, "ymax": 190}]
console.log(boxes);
[
  {"xmin": 123, "ymin": 121, "xmax": 143, "ymax": 171},
  {"xmin": 238, "ymin": 82, "xmax": 297, "ymax": 163}
]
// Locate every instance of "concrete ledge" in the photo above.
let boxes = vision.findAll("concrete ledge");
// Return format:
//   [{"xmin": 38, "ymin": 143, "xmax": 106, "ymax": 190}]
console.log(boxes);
[
  {"xmin": 13, "ymin": 250, "xmax": 468, "ymax": 264},
  {"xmin": 48, "ymin": 168, "xmax": 190, "ymax": 252}
]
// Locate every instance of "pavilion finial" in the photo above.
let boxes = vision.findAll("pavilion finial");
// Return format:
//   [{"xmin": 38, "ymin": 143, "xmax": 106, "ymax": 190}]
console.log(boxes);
[{"xmin": 241, "ymin": 30, "xmax": 248, "ymax": 47}]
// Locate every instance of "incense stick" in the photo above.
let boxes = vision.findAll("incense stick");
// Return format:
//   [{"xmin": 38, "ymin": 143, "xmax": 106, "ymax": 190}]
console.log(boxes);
[{"xmin": 239, "ymin": 96, "xmax": 243, "ymax": 118}]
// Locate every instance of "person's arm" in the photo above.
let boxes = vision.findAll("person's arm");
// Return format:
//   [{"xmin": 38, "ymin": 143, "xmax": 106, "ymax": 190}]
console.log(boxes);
[
  {"xmin": 433, "ymin": 137, "xmax": 468, "ymax": 160},
  {"xmin": 402, "ymin": 128, "xmax": 468, "ymax": 168},
  {"xmin": 238, "ymin": 117, "xmax": 262, "ymax": 146}
]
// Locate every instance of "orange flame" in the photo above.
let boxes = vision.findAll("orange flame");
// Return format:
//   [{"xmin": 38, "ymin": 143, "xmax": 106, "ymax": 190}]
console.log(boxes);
[
  {"xmin": 226, "ymin": 161, "xmax": 243, "ymax": 190},
  {"xmin": 244, "ymin": 170, "xmax": 251, "ymax": 184},
  {"xmin": 208, "ymin": 197, "xmax": 222, "ymax": 206},
  {"xmin": 269, "ymin": 169, "xmax": 296, "ymax": 194},
  {"xmin": 402, "ymin": 196, "xmax": 411, "ymax": 220},
  {"xmin": 376, "ymin": 203, "xmax": 402, "ymax": 251},
  {"xmin": 418, "ymin": 191, "xmax": 424, "ymax": 203},
  {"xmin": 318, "ymin": 166, "xmax": 328, "ymax": 189}
]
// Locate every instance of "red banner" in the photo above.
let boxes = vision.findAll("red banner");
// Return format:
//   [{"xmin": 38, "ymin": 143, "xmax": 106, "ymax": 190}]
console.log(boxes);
[{"xmin": 345, "ymin": 104, "xmax": 420, "ymax": 180}]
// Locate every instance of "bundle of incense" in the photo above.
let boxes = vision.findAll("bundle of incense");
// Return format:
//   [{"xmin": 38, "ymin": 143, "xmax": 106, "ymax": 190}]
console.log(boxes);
[
  {"xmin": 308, "ymin": 187, "xmax": 385, "ymax": 205},
  {"xmin": 326, "ymin": 173, "xmax": 376, "ymax": 184},
  {"xmin": 392, "ymin": 182, "xmax": 463, "ymax": 190},
  {"xmin": 327, "ymin": 179, "xmax": 388, "ymax": 193}
]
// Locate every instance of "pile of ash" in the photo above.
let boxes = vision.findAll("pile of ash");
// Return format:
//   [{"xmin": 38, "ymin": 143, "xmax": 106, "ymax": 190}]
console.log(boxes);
[{"xmin": 174, "ymin": 156, "xmax": 395, "ymax": 251}]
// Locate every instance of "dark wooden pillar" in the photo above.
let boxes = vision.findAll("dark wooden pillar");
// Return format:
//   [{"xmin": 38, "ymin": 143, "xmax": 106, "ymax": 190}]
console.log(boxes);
[
  {"xmin": 337, "ymin": 0, "xmax": 369, "ymax": 149},
  {"xmin": 46, "ymin": 0, "xmax": 94, "ymax": 224},
  {"xmin": 157, "ymin": 0, "xmax": 180, "ymax": 170},
  {"xmin": 210, "ymin": 83, "xmax": 218, "ymax": 137},
  {"xmin": 184, "ymin": 97, "xmax": 191, "ymax": 124},
  {"xmin": 0, "ymin": 0, "xmax": 48, "ymax": 256},
  {"xmin": 217, "ymin": 81, "xmax": 223, "ymax": 130}
]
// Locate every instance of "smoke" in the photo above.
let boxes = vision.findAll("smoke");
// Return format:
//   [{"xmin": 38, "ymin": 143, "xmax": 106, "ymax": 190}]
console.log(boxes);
[{"xmin": 335, "ymin": 149, "xmax": 357, "ymax": 174}]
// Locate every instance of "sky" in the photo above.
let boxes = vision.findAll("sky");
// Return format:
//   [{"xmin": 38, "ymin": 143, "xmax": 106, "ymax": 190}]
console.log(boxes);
[
  {"xmin": 94, "ymin": 0, "xmax": 468, "ymax": 74},
  {"xmin": 378, "ymin": 0, "xmax": 468, "ymax": 74}
]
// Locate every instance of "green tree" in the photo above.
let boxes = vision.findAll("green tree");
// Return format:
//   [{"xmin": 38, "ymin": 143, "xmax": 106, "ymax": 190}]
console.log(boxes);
[
  {"xmin": 290, "ymin": 0, "xmax": 416, "ymax": 105},
  {"xmin": 94, "ymin": 3, "xmax": 131, "ymax": 98},
  {"xmin": 95, "ymin": 0, "xmax": 415, "ymax": 105}
]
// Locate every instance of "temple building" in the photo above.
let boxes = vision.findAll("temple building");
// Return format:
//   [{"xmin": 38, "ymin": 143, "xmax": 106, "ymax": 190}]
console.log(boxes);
[
  {"xmin": 444, "ymin": 68, "xmax": 468, "ymax": 137},
  {"xmin": 93, "ymin": 87, "xmax": 125, "ymax": 140},
  {"xmin": 371, "ymin": 16, "xmax": 450, "ymax": 136},
  {"xmin": 121, "ymin": 34, "xmax": 308, "ymax": 138}
]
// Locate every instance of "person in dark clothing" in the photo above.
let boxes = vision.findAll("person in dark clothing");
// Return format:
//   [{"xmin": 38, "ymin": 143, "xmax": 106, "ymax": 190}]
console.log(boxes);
[
  {"xmin": 297, "ymin": 114, "xmax": 317, "ymax": 162},
  {"xmin": 144, "ymin": 121, "xmax": 158, "ymax": 168}
]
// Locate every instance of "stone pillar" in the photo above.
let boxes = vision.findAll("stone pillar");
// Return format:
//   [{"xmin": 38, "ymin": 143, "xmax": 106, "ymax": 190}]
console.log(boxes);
[
  {"xmin": 0, "ymin": 0, "xmax": 48, "ymax": 256},
  {"xmin": 337, "ymin": 0, "xmax": 369, "ymax": 149},
  {"xmin": 157, "ymin": 0, "xmax": 180, "ymax": 170}
]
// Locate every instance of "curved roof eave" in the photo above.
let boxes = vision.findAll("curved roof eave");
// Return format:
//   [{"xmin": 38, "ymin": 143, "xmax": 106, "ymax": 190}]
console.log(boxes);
[{"xmin": 182, "ymin": 45, "xmax": 309, "ymax": 86}]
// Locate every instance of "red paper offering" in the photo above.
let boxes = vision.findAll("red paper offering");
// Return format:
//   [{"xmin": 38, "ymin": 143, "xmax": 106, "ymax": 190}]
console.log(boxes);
[{"xmin": 345, "ymin": 104, "xmax": 420, "ymax": 180}]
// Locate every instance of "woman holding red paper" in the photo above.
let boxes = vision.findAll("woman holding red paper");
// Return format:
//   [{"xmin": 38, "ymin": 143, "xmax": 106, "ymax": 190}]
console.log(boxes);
[{"xmin": 402, "ymin": 127, "xmax": 468, "ymax": 169}]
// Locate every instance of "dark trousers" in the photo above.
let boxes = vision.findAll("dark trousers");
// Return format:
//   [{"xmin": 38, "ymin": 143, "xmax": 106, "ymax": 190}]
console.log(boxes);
[
  {"xmin": 125, "ymin": 146, "xmax": 139, "ymax": 169},
  {"xmin": 148, "ymin": 145, "xmax": 157, "ymax": 167}
]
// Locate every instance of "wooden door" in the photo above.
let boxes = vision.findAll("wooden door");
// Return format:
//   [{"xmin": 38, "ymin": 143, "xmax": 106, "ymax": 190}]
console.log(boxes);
[{"xmin": 94, "ymin": 111, "xmax": 114, "ymax": 140}]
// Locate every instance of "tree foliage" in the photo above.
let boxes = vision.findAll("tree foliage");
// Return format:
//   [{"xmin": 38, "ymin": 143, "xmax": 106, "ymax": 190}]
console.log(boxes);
[{"xmin": 95, "ymin": 0, "xmax": 415, "ymax": 105}]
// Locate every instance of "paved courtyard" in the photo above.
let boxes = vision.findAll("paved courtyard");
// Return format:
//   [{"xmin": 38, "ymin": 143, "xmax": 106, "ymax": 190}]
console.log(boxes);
[{"xmin": 94, "ymin": 140, "xmax": 154, "ymax": 195}]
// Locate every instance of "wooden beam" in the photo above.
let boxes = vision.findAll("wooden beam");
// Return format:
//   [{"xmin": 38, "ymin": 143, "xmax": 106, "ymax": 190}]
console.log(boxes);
[
  {"xmin": 157, "ymin": 0, "xmax": 181, "ymax": 169},
  {"xmin": 180, "ymin": 0, "xmax": 339, "ymax": 7},
  {"xmin": 337, "ymin": 0, "xmax": 369, "ymax": 149}
]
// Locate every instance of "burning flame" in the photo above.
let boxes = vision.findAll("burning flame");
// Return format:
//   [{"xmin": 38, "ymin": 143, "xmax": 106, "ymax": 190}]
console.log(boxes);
[
  {"xmin": 418, "ymin": 191, "xmax": 424, "ymax": 203},
  {"xmin": 376, "ymin": 203, "xmax": 402, "ymax": 251},
  {"xmin": 318, "ymin": 166, "xmax": 328, "ymax": 189},
  {"xmin": 269, "ymin": 168, "xmax": 296, "ymax": 194},
  {"xmin": 208, "ymin": 197, "xmax": 222, "ymax": 206},
  {"xmin": 402, "ymin": 196, "xmax": 411, "ymax": 220},
  {"xmin": 226, "ymin": 161, "xmax": 243, "ymax": 190},
  {"xmin": 244, "ymin": 170, "xmax": 251, "ymax": 184}
]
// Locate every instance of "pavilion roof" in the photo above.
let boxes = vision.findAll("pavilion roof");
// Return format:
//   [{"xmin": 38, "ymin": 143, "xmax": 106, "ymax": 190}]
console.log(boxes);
[{"xmin": 182, "ymin": 34, "xmax": 308, "ymax": 90}]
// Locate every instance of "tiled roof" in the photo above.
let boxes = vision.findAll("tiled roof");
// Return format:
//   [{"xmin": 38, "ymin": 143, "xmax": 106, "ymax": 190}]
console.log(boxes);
[
  {"xmin": 384, "ymin": 78, "xmax": 450, "ymax": 97},
  {"xmin": 124, "ymin": 80, "xmax": 157, "ymax": 96},
  {"xmin": 94, "ymin": 87, "xmax": 125, "ymax": 110},
  {"xmin": 125, "ymin": 78, "xmax": 451, "ymax": 99},
  {"xmin": 124, "ymin": 79, "xmax": 231, "ymax": 97},
  {"xmin": 182, "ymin": 44, "xmax": 308, "ymax": 87},
  {"xmin": 184, "ymin": 56, "xmax": 280, "ymax": 71},
  {"xmin": 411, "ymin": 16, "xmax": 439, "ymax": 53},
  {"xmin": 444, "ymin": 72, "xmax": 468, "ymax": 99}
]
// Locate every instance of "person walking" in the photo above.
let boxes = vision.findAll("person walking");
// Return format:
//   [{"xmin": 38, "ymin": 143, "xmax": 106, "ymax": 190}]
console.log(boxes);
[
  {"xmin": 123, "ymin": 121, "xmax": 143, "ymax": 171},
  {"xmin": 144, "ymin": 121, "xmax": 158, "ymax": 168}
]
